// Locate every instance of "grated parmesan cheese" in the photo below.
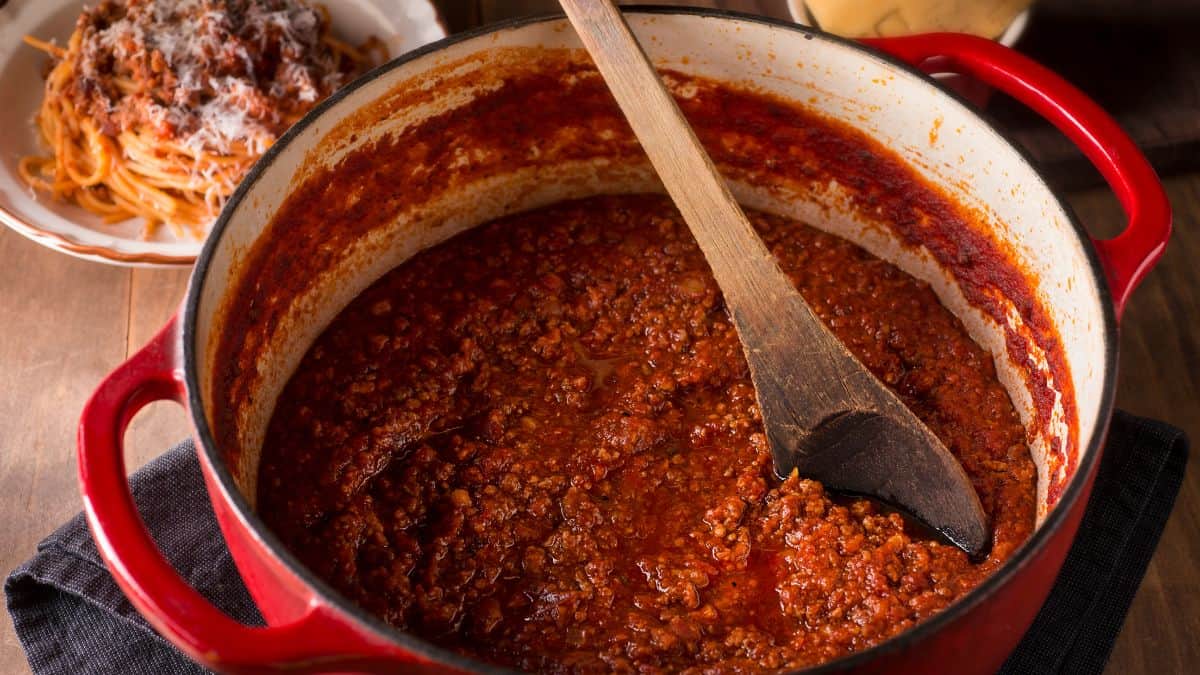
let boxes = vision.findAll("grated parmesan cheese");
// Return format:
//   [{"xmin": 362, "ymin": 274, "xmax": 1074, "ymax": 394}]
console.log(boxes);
[{"xmin": 72, "ymin": 0, "xmax": 354, "ymax": 155}]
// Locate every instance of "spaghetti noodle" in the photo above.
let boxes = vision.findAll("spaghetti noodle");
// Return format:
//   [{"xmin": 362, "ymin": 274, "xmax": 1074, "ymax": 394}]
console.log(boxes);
[{"xmin": 20, "ymin": 0, "xmax": 384, "ymax": 239}]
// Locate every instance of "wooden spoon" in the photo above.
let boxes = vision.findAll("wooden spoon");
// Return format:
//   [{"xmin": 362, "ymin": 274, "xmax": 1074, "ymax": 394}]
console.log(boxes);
[{"xmin": 559, "ymin": 0, "xmax": 990, "ymax": 556}]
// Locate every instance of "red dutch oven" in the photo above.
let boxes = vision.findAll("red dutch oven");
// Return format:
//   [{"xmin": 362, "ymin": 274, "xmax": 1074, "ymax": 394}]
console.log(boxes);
[{"xmin": 76, "ymin": 10, "xmax": 1170, "ymax": 674}]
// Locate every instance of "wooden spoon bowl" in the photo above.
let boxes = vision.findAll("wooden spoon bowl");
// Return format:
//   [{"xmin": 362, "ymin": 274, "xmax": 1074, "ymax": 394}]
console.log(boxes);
[{"xmin": 559, "ymin": 0, "xmax": 990, "ymax": 556}]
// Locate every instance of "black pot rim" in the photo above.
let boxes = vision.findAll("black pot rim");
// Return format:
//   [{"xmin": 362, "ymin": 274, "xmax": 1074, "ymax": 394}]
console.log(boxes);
[{"xmin": 182, "ymin": 7, "xmax": 1120, "ymax": 673}]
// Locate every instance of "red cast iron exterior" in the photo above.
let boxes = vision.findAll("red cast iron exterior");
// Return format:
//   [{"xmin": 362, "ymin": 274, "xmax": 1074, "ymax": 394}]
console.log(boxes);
[{"xmin": 74, "ymin": 25, "xmax": 1171, "ymax": 675}]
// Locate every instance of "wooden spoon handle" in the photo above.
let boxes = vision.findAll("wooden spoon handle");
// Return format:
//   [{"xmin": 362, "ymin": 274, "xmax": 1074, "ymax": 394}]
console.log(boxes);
[
  {"xmin": 560, "ymin": 1, "xmax": 989, "ymax": 555},
  {"xmin": 558, "ymin": 0, "xmax": 849, "ymax": 428},
  {"xmin": 557, "ymin": 1, "xmax": 769, "ymax": 301}
]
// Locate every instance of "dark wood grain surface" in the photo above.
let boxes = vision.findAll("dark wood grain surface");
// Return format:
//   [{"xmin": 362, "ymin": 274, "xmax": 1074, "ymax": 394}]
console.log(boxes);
[
  {"xmin": 989, "ymin": 0, "xmax": 1200, "ymax": 190},
  {"xmin": 1, "ymin": 1, "xmax": 1195, "ymax": 673}
]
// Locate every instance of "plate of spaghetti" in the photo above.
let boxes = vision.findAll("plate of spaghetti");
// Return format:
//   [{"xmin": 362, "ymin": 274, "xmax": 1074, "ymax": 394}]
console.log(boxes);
[{"xmin": 0, "ymin": 0, "xmax": 445, "ymax": 266}]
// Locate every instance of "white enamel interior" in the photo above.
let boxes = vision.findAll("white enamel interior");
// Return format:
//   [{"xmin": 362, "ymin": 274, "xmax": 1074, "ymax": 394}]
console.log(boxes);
[{"xmin": 193, "ymin": 14, "xmax": 1110, "ymax": 529}]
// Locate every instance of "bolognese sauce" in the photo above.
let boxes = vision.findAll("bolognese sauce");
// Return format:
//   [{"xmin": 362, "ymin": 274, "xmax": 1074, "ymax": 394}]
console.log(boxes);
[{"xmin": 256, "ymin": 195, "xmax": 1036, "ymax": 672}]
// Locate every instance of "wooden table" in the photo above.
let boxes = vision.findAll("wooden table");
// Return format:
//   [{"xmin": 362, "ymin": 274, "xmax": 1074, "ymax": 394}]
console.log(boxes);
[{"xmin": 1, "ymin": 2, "xmax": 1196, "ymax": 673}]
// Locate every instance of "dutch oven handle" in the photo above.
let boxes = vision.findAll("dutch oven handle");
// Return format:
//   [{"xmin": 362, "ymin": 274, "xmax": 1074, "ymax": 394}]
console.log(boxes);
[
  {"xmin": 77, "ymin": 316, "xmax": 423, "ymax": 673},
  {"xmin": 863, "ymin": 33, "xmax": 1171, "ymax": 318}
]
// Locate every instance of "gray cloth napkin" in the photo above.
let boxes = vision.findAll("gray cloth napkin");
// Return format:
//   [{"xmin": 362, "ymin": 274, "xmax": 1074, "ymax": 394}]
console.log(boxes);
[
  {"xmin": 5, "ymin": 411, "xmax": 1188, "ymax": 675},
  {"xmin": 5, "ymin": 442, "xmax": 259, "ymax": 675}
]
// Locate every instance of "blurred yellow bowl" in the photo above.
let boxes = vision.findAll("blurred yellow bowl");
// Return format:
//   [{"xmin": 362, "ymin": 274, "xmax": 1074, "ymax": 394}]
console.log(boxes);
[{"xmin": 787, "ymin": 0, "xmax": 1032, "ymax": 45}]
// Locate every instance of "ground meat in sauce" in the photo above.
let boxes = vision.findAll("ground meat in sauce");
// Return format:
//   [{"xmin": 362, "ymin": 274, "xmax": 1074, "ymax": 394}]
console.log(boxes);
[{"xmin": 256, "ymin": 194, "xmax": 1036, "ymax": 673}]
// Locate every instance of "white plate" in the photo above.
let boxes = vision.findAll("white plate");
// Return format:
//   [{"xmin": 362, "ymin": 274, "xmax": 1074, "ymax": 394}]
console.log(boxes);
[{"xmin": 0, "ymin": 0, "xmax": 446, "ymax": 267}]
